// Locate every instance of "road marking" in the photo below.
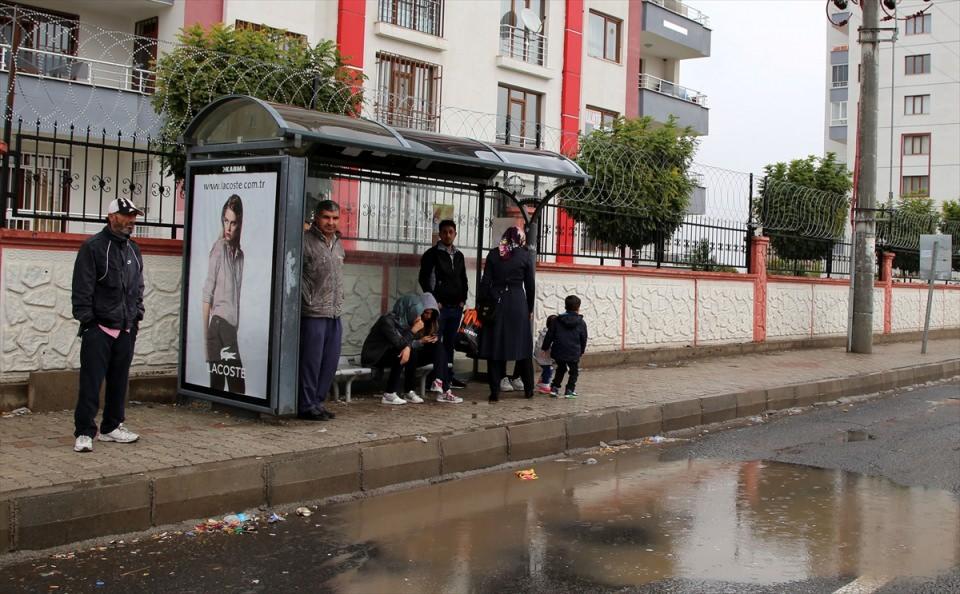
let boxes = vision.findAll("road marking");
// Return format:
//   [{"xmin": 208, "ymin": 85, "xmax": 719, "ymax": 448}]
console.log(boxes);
[{"xmin": 833, "ymin": 575, "xmax": 892, "ymax": 594}]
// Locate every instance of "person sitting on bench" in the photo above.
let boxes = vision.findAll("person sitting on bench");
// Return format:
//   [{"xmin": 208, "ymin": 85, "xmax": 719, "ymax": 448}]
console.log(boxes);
[{"xmin": 361, "ymin": 293, "xmax": 463, "ymax": 405}]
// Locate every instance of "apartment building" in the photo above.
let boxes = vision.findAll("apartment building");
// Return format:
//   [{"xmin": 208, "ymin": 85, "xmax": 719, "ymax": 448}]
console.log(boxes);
[
  {"xmin": 825, "ymin": 0, "xmax": 960, "ymax": 206},
  {"xmin": 0, "ymin": 0, "xmax": 711, "ymax": 236}
]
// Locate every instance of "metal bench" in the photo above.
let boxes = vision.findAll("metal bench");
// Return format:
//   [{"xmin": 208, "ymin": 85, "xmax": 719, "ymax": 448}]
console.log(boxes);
[{"xmin": 331, "ymin": 356, "xmax": 372, "ymax": 403}]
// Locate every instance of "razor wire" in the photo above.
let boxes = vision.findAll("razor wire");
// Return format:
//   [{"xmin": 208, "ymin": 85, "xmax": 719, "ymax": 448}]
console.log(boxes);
[{"xmin": 0, "ymin": 7, "xmax": 948, "ymax": 257}]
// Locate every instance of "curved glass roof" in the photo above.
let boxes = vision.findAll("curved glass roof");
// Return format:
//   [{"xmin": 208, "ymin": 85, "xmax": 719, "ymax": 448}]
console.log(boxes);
[{"xmin": 183, "ymin": 95, "xmax": 588, "ymax": 185}]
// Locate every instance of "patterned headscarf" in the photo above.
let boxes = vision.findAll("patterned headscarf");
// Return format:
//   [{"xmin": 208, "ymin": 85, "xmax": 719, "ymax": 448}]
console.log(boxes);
[{"xmin": 498, "ymin": 226, "xmax": 526, "ymax": 260}]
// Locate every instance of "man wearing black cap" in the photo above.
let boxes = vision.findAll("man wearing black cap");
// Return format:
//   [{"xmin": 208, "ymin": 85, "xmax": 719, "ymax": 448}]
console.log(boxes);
[{"xmin": 70, "ymin": 198, "xmax": 146, "ymax": 453}]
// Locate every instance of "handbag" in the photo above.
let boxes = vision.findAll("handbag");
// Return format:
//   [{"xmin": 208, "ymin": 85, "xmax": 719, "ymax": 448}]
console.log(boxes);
[{"xmin": 455, "ymin": 308, "xmax": 482, "ymax": 356}]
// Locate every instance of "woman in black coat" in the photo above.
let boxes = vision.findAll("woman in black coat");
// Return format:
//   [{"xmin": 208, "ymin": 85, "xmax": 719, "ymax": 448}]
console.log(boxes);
[{"xmin": 478, "ymin": 226, "xmax": 535, "ymax": 401}]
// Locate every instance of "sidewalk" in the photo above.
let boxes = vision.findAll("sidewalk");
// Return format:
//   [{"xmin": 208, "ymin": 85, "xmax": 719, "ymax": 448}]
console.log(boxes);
[{"xmin": 1, "ymin": 338, "xmax": 958, "ymax": 553}]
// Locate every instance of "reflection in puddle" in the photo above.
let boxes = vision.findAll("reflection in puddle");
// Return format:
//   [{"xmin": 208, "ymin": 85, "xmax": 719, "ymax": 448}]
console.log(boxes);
[{"xmin": 325, "ymin": 451, "xmax": 960, "ymax": 592}]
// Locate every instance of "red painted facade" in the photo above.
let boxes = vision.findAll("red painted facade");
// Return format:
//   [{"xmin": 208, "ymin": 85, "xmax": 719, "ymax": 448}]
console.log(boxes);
[{"xmin": 183, "ymin": 0, "xmax": 224, "ymax": 29}]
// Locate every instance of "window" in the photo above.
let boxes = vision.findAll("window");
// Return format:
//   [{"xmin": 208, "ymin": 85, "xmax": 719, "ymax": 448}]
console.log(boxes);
[
  {"xmin": 903, "ymin": 134, "xmax": 930, "ymax": 155},
  {"xmin": 901, "ymin": 175, "xmax": 929, "ymax": 196},
  {"xmin": 374, "ymin": 52, "xmax": 442, "ymax": 131},
  {"xmin": 587, "ymin": 11, "xmax": 621, "ymax": 62},
  {"xmin": 497, "ymin": 84, "xmax": 542, "ymax": 147},
  {"xmin": 584, "ymin": 106, "xmax": 617, "ymax": 133},
  {"xmin": 235, "ymin": 20, "xmax": 307, "ymax": 48},
  {"xmin": 499, "ymin": 0, "xmax": 546, "ymax": 66},
  {"xmin": 905, "ymin": 54, "xmax": 930, "ymax": 75},
  {"xmin": 832, "ymin": 64, "xmax": 848, "ymax": 88},
  {"xmin": 905, "ymin": 13, "xmax": 931, "ymax": 35},
  {"xmin": 830, "ymin": 101, "xmax": 848, "ymax": 126},
  {"xmin": 13, "ymin": 154, "xmax": 72, "ymax": 233},
  {"xmin": 378, "ymin": 0, "xmax": 443, "ymax": 37},
  {"xmin": 904, "ymin": 94, "xmax": 930, "ymax": 115},
  {"xmin": 0, "ymin": 5, "xmax": 78, "ymax": 78}
]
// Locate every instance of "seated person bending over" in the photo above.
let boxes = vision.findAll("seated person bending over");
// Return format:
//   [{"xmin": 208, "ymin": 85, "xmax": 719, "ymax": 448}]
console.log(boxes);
[{"xmin": 361, "ymin": 293, "xmax": 464, "ymax": 405}]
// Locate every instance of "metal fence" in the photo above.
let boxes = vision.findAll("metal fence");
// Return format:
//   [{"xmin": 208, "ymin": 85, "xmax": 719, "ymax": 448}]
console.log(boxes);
[{"xmin": 1, "ymin": 118, "xmax": 179, "ymax": 237}]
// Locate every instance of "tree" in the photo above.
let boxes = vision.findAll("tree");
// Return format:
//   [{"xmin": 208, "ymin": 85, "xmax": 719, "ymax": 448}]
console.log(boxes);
[
  {"xmin": 883, "ymin": 194, "xmax": 940, "ymax": 273},
  {"xmin": 561, "ymin": 116, "xmax": 698, "ymax": 255},
  {"xmin": 152, "ymin": 23, "xmax": 358, "ymax": 179},
  {"xmin": 940, "ymin": 199, "xmax": 960, "ymax": 271},
  {"xmin": 757, "ymin": 153, "xmax": 852, "ymax": 264}
]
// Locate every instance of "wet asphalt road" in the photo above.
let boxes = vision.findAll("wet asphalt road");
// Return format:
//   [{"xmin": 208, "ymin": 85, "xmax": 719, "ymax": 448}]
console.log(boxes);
[{"xmin": 2, "ymin": 380, "xmax": 959, "ymax": 594}]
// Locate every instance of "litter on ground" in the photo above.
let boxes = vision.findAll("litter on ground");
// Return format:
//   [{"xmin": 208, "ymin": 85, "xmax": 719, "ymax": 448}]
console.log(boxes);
[{"xmin": 515, "ymin": 468, "xmax": 538, "ymax": 480}]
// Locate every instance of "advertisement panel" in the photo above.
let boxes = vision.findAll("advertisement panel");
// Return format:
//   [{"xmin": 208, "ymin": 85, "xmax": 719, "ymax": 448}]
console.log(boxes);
[{"xmin": 181, "ymin": 162, "xmax": 281, "ymax": 404}]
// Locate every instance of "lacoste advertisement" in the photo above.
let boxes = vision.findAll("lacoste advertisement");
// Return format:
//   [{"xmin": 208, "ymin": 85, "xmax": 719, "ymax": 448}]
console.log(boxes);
[{"xmin": 183, "ymin": 169, "xmax": 279, "ymax": 401}]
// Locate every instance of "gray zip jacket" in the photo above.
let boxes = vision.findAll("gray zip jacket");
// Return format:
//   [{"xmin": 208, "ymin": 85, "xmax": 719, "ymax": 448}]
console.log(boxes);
[{"xmin": 301, "ymin": 226, "xmax": 345, "ymax": 318}]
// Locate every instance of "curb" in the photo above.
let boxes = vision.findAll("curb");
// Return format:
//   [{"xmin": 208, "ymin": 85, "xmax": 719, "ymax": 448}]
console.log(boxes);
[{"xmin": 2, "ymin": 359, "xmax": 958, "ymax": 554}]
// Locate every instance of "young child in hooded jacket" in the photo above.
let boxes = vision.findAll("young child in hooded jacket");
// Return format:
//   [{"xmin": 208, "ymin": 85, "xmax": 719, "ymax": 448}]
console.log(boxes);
[
  {"xmin": 541, "ymin": 295, "xmax": 588, "ymax": 399},
  {"xmin": 535, "ymin": 315, "xmax": 558, "ymax": 394}
]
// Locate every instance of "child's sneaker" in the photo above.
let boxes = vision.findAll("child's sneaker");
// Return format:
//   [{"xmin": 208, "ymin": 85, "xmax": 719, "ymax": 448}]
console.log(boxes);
[
  {"xmin": 564, "ymin": 390, "xmax": 577, "ymax": 399},
  {"xmin": 429, "ymin": 379, "xmax": 443, "ymax": 393},
  {"xmin": 436, "ymin": 390, "xmax": 463, "ymax": 404},
  {"xmin": 381, "ymin": 392, "xmax": 407, "ymax": 405},
  {"xmin": 536, "ymin": 383, "xmax": 552, "ymax": 394},
  {"xmin": 499, "ymin": 377, "xmax": 515, "ymax": 392},
  {"xmin": 404, "ymin": 390, "xmax": 424, "ymax": 404},
  {"xmin": 549, "ymin": 387, "xmax": 559, "ymax": 398}
]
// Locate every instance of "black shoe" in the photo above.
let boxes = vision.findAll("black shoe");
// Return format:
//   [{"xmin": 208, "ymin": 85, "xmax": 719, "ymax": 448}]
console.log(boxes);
[
  {"xmin": 450, "ymin": 378, "xmax": 467, "ymax": 389},
  {"xmin": 488, "ymin": 393, "xmax": 499, "ymax": 403},
  {"xmin": 296, "ymin": 411, "xmax": 329, "ymax": 421},
  {"xmin": 320, "ymin": 409, "xmax": 336, "ymax": 420},
  {"xmin": 525, "ymin": 391, "xmax": 533, "ymax": 399}
]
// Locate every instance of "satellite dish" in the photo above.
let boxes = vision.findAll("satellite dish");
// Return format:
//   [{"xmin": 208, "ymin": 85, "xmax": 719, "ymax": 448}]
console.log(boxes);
[{"xmin": 520, "ymin": 8, "xmax": 542, "ymax": 32}]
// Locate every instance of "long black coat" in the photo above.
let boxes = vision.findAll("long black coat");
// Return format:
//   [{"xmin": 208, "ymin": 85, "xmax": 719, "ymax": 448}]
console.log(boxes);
[{"xmin": 477, "ymin": 246, "xmax": 535, "ymax": 361}]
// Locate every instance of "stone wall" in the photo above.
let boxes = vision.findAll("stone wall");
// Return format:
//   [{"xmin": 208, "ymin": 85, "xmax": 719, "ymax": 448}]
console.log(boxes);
[{"xmin": 3, "ymin": 242, "xmax": 960, "ymax": 384}]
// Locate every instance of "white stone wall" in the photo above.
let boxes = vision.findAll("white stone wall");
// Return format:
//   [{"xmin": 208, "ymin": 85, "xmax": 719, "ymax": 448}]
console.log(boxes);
[
  {"xmin": 697, "ymin": 281, "xmax": 754, "ymax": 344},
  {"xmin": 767, "ymin": 283, "xmax": 812, "ymax": 339},
  {"xmin": 1, "ymin": 248, "xmax": 182, "ymax": 383},
  {"xmin": 4, "ymin": 248, "xmax": 960, "ymax": 384},
  {"xmin": 624, "ymin": 277, "xmax": 695, "ymax": 348}
]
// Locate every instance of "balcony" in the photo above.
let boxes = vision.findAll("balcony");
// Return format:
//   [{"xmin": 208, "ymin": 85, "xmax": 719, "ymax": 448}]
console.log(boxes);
[
  {"xmin": 638, "ymin": 74, "xmax": 708, "ymax": 135},
  {"xmin": 641, "ymin": 0, "xmax": 711, "ymax": 60},
  {"xmin": 499, "ymin": 24, "xmax": 546, "ymax": 67},
  {"xmin": 0, "ymin": 45, "xmax": 160, "ymax": 134}
]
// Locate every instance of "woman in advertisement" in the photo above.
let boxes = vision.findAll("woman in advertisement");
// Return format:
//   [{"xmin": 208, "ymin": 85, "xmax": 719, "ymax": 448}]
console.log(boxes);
[{"xmin": 202, "ymin": 194, "xmax": 246, "ymax": 393}]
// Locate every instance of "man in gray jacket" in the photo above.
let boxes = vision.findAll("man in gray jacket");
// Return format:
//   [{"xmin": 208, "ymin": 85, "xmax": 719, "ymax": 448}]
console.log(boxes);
[{"xmin": 298, "ymin": 200, "xmax": 345, "ymax": 421}]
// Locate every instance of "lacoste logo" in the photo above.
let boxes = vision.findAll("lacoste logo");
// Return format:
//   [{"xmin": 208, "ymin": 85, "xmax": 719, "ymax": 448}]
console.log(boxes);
[{"xmin": 220, "ymin": 347, "xmax": 237, "ymax": 361}]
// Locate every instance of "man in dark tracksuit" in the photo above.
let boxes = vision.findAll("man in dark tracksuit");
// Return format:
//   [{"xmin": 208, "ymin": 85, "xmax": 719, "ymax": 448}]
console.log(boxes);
[
  {"xmin": 418, "ymin": 219, "xmax": 469, "ymax": 392},
  {"xmin": 71, "ymin": 198, "xmax": 145, "ymax": 452}
]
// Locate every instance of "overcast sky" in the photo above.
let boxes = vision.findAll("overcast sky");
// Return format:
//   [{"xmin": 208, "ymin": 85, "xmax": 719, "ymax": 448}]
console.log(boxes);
[{"xmin": 681, "ymin": 0, "xmax": 827, "ymax": 174}]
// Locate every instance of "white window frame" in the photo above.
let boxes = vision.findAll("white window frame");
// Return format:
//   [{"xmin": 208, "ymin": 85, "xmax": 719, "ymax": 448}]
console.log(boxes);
[
  {"xmin": 830, "ymin": 101, "xmax": 847, "ymax": 126},
  {"xmin": 831, "ymin": 64, "xmax": 848, "ymax": 88}
]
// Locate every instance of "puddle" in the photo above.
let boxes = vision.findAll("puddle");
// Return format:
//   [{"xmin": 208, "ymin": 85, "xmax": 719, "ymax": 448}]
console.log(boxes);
[
  {"xmin": 842, "ymin": 429, "xmax": 875, "ymax": 442},
  {"xmin": 3, "ymin": 449, "xmax": 959, "ymax": 592}
]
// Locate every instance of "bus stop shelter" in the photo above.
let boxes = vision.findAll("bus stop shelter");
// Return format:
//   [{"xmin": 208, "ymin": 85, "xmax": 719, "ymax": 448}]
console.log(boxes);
[{"xmin": 177, "ymin": 95, "xmax": 588, "ymax": 416}]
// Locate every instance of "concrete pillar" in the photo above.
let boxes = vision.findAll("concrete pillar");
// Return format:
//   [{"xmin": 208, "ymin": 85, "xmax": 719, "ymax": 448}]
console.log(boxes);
[{"xmin": 749, "ymin": 235, "xmax": 770, "ymax": 342}]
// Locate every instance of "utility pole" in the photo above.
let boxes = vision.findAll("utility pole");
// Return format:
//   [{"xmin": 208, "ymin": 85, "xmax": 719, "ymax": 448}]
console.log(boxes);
[{"xmin": 850, "ymin": 0, "xmax": 880, "ymax": 354}]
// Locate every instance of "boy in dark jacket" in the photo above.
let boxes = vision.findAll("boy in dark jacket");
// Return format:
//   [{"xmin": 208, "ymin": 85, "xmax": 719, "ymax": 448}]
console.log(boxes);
[
  {"xmin": 361, "ymin": 293, "xmax": 463, "ymax": 404},
  {"xmin": 541, "ymin": 295, "xmax": 588, "ymax": 399},
  {"xmin": 418, "ymin": 219, "xmax": 469, "ymax": 392}
]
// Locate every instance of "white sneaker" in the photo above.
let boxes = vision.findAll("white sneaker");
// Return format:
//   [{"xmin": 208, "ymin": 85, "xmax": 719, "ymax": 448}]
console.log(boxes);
[
  {"xmin": 381, "ymin": 392, "xmax": 407, "ymax": 405},
  {"xmin": 405, "ymin": 390, "xmax": 425, "ymax": 404},
  {"xmin": 429, "ymin": 379, "xmax": 443, "ymax": 393},
  {"xmin": 436, "ymin": 390, "xmax": 463, "ymax": 404},
  {"xmin": 499, "ymin": 377, "xmax": 515, "ymax": 392},
  {"xmin": 73, "ymin": 435, "xmax": 93, "ymax": 453},
  {"xmin": 97, "ymin": 424, "xmax": 139, "ymax": 443},
  {"xmin": 510, "ymin": 377, "xmax": 525, "ymax": 391}
]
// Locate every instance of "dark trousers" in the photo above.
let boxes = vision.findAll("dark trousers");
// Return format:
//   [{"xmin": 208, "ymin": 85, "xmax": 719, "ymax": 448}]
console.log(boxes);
[
  {"xmin": 428, "ymin": 306, "xmax": 461, "ymax": 389},
  {"xmin": 378, "ymin": 345, "xmax": 435, "ymax": 394},
  {"xmin": 74, "ymin": 326, "xmax": 135, "ymax": 438},
  {"xmin": 488, "ymin": 358, "xmax": 533, "ymax": 397},
  {"xmin": 551, "ymin": 360, "xmax": 580, "ymax": 393},
  {"xmin": 206, "ymin": 316, "xmax": 245, "ymax": 394},
  {"xmin": 298, "ymin": 317, "xmax": 342, "ymax": 414},
  {"xmin": 539, "ymin": 364, "xmax": 554, "ymax": 385}
]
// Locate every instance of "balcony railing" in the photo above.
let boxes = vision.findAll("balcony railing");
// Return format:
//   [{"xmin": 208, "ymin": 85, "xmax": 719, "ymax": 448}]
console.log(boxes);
[
  {"xmin": 639, "ymin": 74, "xmax": 707, "ymax": 107},
  {"xmin": 1, "ymin": 45, "xmax": 154, "ymax": 94},
  {"xmin": 499, "ymin": 24, "xmax": 547, "ymax": 66},
  {"xmin": 378, "ymin": 0, "xmax": 444, "ymax": 37},
  {"xmin": 832, "ymin": 80, "xmax": 848, "ymax": 88},
  {"xmin": 646, "ymin": 0, "xmax": 710, "ymax": 27}
]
